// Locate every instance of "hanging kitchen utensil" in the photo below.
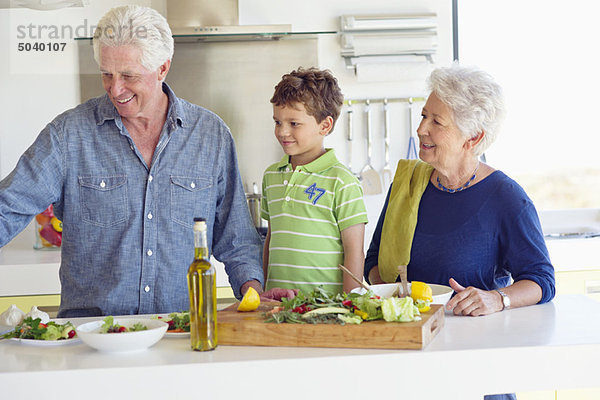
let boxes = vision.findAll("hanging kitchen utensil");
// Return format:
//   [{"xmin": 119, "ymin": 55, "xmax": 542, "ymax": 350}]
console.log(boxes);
[
  {"xmin": 406, "ymin": 98, "xmax": 419, "ymax": 160},
  {"xmin": 346, "ymin": 101, "xmax": 360, "ymax": 179},
  {"xmin": 382, "ymin": 98, "xmax": 392, "ymax": 186},
  {"xmin": 246, "ymin": 182, "xmax": 264, "ymax": 229},
  {"xmin": 360, "ymin": 99, "xmax": 383, "ymax": 195}
]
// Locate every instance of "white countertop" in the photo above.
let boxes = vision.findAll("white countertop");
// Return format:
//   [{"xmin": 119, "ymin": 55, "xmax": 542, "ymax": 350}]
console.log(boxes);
[{"xmin": 1, "ymin": 295, "xmax": 600, "ymax": 399}]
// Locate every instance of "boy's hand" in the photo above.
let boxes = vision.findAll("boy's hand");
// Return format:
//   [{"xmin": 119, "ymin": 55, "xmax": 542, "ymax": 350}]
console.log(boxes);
[{"xmin": 260, "ymin": 288, "xmax": 298, "ymax": 302}]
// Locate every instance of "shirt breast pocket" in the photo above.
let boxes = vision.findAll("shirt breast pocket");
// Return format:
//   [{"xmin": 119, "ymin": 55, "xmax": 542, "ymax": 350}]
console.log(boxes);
[
  {"xmin": 170, "ymin": 175, "xmax": 213, "ymax": 228},
  {"xmin": 78, "ymin": 175, "xmax": 128, "ymax": 227}
]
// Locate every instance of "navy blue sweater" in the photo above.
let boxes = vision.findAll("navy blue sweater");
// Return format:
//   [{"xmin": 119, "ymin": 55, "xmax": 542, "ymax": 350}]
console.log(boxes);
[{"xmin": 365, "ymin": 171, "xmax": 555, "ymax": 303}]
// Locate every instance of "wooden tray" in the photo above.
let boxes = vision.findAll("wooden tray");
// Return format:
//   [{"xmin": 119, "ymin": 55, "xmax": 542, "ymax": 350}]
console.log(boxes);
[{"xmin": 217, "ymin": 303, "xmax": 444, "ymax": 350}]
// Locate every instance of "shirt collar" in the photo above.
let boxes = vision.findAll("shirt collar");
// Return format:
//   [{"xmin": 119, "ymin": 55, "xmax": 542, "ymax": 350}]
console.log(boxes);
[
  {"xmin": 94, "ymin": 82, "xmax": 185, "ymax": 131},
  {"xmin": 276, "ymin": 148, "xmax": 338, "ymax": 173}
]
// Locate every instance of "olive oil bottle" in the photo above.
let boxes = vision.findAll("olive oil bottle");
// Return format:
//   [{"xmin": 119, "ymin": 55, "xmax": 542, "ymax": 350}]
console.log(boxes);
[{"xmin": 187, "ymin": 217, "xmax": 217, "ymax": 351}]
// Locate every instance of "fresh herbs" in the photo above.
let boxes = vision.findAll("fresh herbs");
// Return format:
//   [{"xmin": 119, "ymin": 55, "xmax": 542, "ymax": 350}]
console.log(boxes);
[
  {"xmin": 264, "ymin": 286, "xmax": 423, "ymax": 325},
  {"xmin": 1, "ymin": 317, "xmax": 76, "ymax": 340},
  {"xmin": 100, "ymin": 316, "xmax": 147, "ymax": 333}
]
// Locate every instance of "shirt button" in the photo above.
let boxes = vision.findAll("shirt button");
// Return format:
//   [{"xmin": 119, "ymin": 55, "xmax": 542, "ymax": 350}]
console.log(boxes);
[
  {"xmin": 148, "ymin": 175, "xmax": 153, "ymax": 182},
  {"xmin": 283, "ymin": 180, "xmax": 288, "ymax": 185},
  {"xmin": 285, "ymin": 196, "xmax": 291, "ymax": 202},
  {"xmin": 190, "ymin": 182, "xmax": 196, "ymax": 189},
  {"xmin": 100, "ymin": 180, "xmax": 106, "ymax": 188},
  {"xmin": 147, "ymin": 212, "xmax": 153, "ymax": 220},
  {"xmin": 147, "ymin": 249, "xmax": 153, "ymax": 256},
  {"xmin": 144, "ymin": 285, "xmax": 150, "ymax": 293},
  {"xmin": 285, "ymin": 168, "xmax": 290, "ymax": 172},
  {"xmin": 130, "ymin": 145, "xmax": 134, "ymax": 151}
]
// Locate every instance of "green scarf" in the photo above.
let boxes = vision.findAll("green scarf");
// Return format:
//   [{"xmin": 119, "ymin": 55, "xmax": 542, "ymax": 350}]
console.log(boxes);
[{"xmin": 378, "ymin": 159, "xmax": 433, "ymax": 282}]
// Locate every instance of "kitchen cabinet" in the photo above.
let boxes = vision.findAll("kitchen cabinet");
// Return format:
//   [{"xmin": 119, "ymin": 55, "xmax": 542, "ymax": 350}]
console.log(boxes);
[
  {"xmin": 555, "ymin": 270, "xmax": 600, "ymax": 302},
  {"xmin": 515, "ymin": 237, "xmax": 600, "ymax": 400}
]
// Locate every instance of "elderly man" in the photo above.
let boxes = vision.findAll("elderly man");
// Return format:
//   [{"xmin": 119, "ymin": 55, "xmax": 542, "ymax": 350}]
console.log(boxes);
[{"xmin": 0, "ymin": 5, "xmax": 266, "ymax": 317}]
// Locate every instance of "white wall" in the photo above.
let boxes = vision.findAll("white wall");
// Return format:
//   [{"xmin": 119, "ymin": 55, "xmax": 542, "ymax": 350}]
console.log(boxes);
[
  {"xmin": 0, "ymin": 0, "xmax": 452, "ymax": 249},
  {"xmin": 239, "ymin": 0, "xmax": 453, "ymax": 242}
]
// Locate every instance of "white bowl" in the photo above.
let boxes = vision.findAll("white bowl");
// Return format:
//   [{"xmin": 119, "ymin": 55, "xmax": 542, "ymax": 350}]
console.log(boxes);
[
  {"xmin": 351, "ymin": 282, "xmax": 454, "ymax": 305},
  {"xmin": 76, "ymin": 318, "xmax": 168, "ymax": 352}
]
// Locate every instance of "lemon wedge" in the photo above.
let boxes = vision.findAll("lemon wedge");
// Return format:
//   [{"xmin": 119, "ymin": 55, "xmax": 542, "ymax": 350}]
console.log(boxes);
[
  {"xmin": 237, "ymin": 287, "xmax": 260, "ymax": 312},
  {"xmin": 410, "ymin": 281, "xmax": 433, "ymax": 302},
  {"xmin": 410, "ymin": 281, "xmax": 433, "ymax": 313}
]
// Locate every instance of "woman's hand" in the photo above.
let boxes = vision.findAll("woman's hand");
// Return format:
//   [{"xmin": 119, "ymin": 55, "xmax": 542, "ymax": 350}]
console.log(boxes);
[
  {"xmin": 367, "ymin": 265, "xmax": 386, "ymax": 285},
  {"xmin": 446, "ymin": 278, "xmax": 503, "ymax": 316}
]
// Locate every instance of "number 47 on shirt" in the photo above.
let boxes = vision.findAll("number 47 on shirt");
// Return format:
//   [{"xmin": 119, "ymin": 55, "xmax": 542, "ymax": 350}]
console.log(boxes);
[{"xmin": 304, "ymin": 183, "xmax": 326, "ymax": 205}]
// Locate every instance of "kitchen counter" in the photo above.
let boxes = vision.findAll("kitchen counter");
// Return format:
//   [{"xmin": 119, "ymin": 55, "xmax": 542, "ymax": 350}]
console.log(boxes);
[{"xmin": 1, "ymin": 294, "xmax": 599, "ymax": 399}]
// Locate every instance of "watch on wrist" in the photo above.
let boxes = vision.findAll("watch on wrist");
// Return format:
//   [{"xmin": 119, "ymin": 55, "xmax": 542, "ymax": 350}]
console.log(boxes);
[{"xmin": 497, "ymin": 289, "xmax": 511, "ymax": 311}]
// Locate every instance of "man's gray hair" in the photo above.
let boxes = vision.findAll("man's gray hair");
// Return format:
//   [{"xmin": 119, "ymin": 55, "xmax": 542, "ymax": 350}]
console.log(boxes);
[
  {"xmin": 92, "ymin": 5, "xmax": 174, "ymax": 72},
  {"xmin": 427, "ymin": 63, "xmax": 506, "ymax": 156}
]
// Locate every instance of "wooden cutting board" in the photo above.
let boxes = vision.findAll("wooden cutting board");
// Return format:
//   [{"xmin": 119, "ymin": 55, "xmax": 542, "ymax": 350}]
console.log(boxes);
[{"xmin": 217, "ymin": 303, "xmax": 444, "ymax": 350}]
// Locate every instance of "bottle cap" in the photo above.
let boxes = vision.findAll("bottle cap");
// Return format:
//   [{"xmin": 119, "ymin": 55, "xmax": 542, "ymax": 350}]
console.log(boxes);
[{"xmin": 193, "ymin": 217, "xmax": 206, "ymax": 222}]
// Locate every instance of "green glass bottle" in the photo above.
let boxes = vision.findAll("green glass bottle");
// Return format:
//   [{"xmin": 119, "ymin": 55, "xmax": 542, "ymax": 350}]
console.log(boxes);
[{"xmin": 187, "ymin": 217, "xmax": 217, "ymax": 351}]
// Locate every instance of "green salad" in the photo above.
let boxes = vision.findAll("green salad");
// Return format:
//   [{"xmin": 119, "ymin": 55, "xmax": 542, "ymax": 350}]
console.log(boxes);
[
  {"xmin": 152, "ymin": 311, "xmax": 190, "ymax": 332},
  {"xmin": 1, "ymin": 317, "xmax": 76, "ymax": 340},
  {"xmin": 264, "ymin": 286, "xmax": 422, "ymax": 325},
  {"xmin": 100, "ymin": 316, "xmax": 147, "ymax": 333}
]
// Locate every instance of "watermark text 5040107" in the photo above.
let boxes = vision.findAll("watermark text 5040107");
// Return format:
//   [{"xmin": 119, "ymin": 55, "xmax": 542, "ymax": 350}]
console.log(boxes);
[{"xmin": 18, "ymin": 42, "xmax": 67, "ymax": 52}]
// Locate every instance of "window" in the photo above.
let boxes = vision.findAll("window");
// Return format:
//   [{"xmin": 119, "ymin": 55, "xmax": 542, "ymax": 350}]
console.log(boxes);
[{"xmin": 457, "ymin": 0, "xmax": 600, "ymax": 210}]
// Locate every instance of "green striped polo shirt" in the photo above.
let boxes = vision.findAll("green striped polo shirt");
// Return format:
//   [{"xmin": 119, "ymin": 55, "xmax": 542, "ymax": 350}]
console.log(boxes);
[{"xmin": 261, "ymin": 148, "xmax": 368, "ymax": 294}]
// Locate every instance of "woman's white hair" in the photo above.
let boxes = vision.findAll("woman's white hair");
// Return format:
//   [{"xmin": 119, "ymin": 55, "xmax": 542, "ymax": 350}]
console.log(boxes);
[
  {"xmin": 427, "ymin": 63, "xmax": 506, "ymax": 156},
  {"xmin": 92, "ymin": 5, "xmax": 174, "ymax": 73}
]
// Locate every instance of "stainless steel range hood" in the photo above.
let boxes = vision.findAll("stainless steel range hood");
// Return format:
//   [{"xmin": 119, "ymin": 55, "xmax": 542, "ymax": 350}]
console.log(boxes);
[{"xmin": 167, "ymin": 0, "xmax": 291, "ymax": 41}]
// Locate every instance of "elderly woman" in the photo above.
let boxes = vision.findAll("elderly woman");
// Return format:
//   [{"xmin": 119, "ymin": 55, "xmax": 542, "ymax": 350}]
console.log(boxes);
[{"xmin": 365, "ymin": 64, "xmax": 555, "ymax": 317}]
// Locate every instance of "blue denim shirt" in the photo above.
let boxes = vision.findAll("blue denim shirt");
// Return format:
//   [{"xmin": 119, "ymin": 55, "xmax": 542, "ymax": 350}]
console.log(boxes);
[{"xmin": 0, "ymin": 83, "xmax": 263, "ymax": 317}]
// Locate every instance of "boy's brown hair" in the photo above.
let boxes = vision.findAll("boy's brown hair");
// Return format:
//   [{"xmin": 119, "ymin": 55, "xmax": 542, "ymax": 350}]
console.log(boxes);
[{"xmin": 270, "ymin": 67, "xmax": 344, "ymax": 132}]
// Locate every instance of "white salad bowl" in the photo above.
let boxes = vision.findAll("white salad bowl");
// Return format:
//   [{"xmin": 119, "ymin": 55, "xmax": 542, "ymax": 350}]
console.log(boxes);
[
  {"xmin": 76, "ymin": 318, "xmax": 168, "ymax": 352},
  {"xmin": 351, "ymin": 282, "xmax": 454, "ymax": 305}
]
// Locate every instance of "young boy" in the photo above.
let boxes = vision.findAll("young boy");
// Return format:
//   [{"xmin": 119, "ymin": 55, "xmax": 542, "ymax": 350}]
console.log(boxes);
[{"xmin": 261, "ymin": 67, "xmax": 368, "ymax": 295}]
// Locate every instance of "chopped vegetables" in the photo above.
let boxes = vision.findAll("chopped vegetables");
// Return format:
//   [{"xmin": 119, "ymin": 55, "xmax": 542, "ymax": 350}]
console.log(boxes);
[
  {"xmin": 264, "ymin": 286, "xmax": 425, "ymax": 325},
  {"xmin": 381, "ymin": 297, "xmax": 420, "ymax": 322}
]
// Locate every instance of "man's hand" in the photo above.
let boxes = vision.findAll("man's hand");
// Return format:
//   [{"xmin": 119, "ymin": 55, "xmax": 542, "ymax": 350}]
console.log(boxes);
[
  {"xmin": 260, "ymin": 288, "xmax": 298, "ymax": 302},
  {"xmin": 240, "ymin": 280, "xmax": 263, "ymax": 296}
]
